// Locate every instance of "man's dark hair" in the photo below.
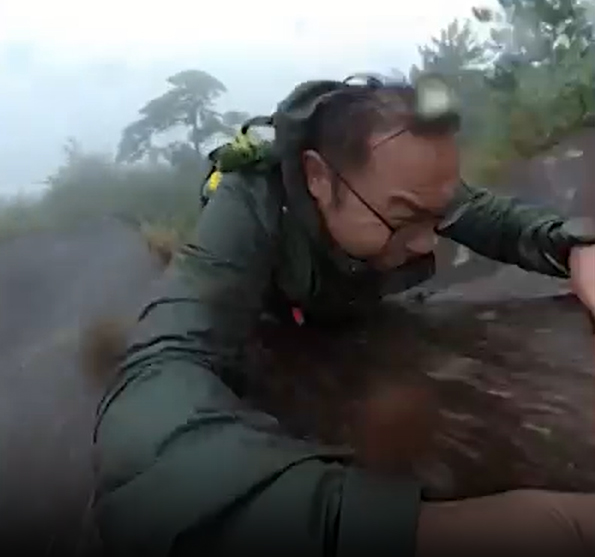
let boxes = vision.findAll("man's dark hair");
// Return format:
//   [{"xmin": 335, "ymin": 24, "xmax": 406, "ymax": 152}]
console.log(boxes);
[
  {"xmin": 304, "ymin": 84, "xmax": 415, "ymax": 203},
  {"xmin": 306, "ymin": 85, "xmax": 415, "ymax": 169}
]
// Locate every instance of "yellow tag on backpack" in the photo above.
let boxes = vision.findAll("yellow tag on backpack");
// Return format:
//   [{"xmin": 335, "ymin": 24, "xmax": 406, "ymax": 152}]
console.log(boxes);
[
  {"xmin": 206, "ymin": 170, "xmax": 222, "ymax": 195},
  {"xmin": 199, "ymin": 115, "xmax": 274, "ymax": 208}
]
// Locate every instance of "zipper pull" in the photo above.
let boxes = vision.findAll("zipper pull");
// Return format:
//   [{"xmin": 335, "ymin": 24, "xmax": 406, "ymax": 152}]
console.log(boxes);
[{"xmin": 291, "ymin": 307, "xmax": 305, "ymax": 327}]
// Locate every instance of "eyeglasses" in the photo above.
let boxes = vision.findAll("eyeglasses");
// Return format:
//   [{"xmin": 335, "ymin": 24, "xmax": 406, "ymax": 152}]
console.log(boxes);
[
  {"xmin": 326, "ymin": 159, "xmax": 446, "ymax": 265},
  {"xmin": 320, "ymin": 73, "xmax": 458, "ymax": 240},
  {"xmin": 328, "ymin": 160, "xmax": 396, "ymax": 235}
]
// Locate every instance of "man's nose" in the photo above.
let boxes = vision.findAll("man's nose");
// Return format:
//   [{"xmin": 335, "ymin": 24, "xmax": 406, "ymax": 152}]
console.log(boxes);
[{"xmin": 406, "ymin": 231, "xmax": 438, "ymax": 256}]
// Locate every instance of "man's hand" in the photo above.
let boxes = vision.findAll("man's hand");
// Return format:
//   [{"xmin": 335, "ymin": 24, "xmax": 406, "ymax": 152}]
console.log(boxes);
[{"xmin": 569, "ymin": 245, "xmax": 595, "ymax": 332}]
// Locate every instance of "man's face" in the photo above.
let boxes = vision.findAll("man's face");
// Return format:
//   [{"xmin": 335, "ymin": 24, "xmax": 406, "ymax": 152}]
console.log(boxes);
[{"xmin": 303, "ymin": 129, "xmax": 460, "ymax": 270}]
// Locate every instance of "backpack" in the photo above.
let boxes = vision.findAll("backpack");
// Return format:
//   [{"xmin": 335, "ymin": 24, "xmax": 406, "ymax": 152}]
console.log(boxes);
[{"xmin": 200, "ymin": 116, "xmax": 275, "ymax": 207}]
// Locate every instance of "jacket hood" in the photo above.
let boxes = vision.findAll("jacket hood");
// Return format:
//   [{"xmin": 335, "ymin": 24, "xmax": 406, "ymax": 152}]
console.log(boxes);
[
  {"xmin": 272, "ymin": 79, "xmax": 377, "ymax": 277},
  {"xmin": 272, "ymin": 80, "xmax": 340, "ymax": 243}
]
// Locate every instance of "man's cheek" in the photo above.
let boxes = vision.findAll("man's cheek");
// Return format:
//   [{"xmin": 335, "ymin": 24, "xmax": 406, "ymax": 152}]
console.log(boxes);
[
  {"xmin": 337, "ymin": 226, "xmax": 390, "ymax": 259},
  {"xmin": 570, "ymin": 246, "xmax": 595, "ymax": 311},
  {"xmin": 406, "ymin": 231, "xmax": 438, "ymax": 256}
]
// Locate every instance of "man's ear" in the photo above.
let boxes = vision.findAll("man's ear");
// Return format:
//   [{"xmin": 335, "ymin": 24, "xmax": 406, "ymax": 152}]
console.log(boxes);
[{"xmin": 302, "ymin": 150, "xmax": 333, "ymax": 208}]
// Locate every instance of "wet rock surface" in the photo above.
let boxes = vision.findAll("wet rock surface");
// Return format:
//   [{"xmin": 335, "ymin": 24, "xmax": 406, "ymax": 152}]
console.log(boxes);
[
  {"xmin": 247, "ymin": 288, "xmax": 594, "ymax": 500},
  {"xmin": 0, "ymin": 128, "xmax": 593, "ymax": 554},
  {"xmin": 246, "ymin": 128, "xmax": 595, "ymax": 499}
]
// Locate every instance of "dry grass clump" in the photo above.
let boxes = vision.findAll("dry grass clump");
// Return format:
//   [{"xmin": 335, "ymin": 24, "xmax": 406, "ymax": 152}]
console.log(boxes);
[
  {"xmin": 140, "ymin": 222, "xmax": 180, "ymax": 268},
  {"xmin": 79, "ymin": 316, "xmax": 131, "ymax": 384}
]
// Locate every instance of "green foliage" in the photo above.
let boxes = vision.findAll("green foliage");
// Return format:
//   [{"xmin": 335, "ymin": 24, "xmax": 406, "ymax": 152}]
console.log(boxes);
[
  {"xmin": 116, "ymin": 69, "xmax": 250, "ymax": 165},
  {"xmin": 412, "ymin": 19, "xmax": 493, "ymax": 145},
  {"xmin": 3, "ymin": 4, "xmax": 594, "ymax": 244},
  {"xmin": 414, "ymin": 0, "xmax": 595, "ymax": 183},
  {"xmin": 0, "ymin": 140, "xmax": 204, "ymax": 244},
  {"xmin": 415, "ymin": 19, "xmax": 491, "ymax": 74},
  {"xmin": 0, "ymin": 195, "xmax": 48, "ymax": 240},
  {"xmin": 491, "ymin": 0, "xmax": 593, "ymax": 62},
  {"xmin": 0, "ymin": 70, "xmax": 256, "ymax": 244},
  {"xmin": 477, "ymin": 0, "xmax": 594, "ymax": 161},
  {"xmin": 50, "ymin": 141, "xmax": 203, "ymax": 233}
]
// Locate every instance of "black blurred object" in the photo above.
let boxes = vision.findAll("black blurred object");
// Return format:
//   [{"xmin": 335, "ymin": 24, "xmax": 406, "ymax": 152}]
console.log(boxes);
[
  {"xmin": 587, "ymin": 310, "xmax": 595, "ymax": 335},
  {"xmin": 341, "ymin": 72, "xmax": 461, "ymax": 134}
]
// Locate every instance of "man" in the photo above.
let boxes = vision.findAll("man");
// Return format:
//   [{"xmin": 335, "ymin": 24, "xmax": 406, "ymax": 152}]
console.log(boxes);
[{"xmin": 93, "ymin": 74, "xmax": 595, "ymax": 556}]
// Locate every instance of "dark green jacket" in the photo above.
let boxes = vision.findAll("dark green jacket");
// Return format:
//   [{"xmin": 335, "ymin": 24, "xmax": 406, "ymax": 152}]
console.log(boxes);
[{"xmin": 93, "ymin": 166, "xmax": 594, "ymax": 557}]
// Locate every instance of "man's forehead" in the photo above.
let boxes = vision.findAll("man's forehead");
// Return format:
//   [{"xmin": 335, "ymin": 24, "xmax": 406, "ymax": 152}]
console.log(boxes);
[
  {"xmin": 371, "ymin": 127, "xmax": 456, "ymax": 153},
  {"xmin": 369, "ymin": 129, "xmax": 458, "ymax": 178},
  {"xmin": 367, "ymin": 130, "xmax": 460, "ymax": 214},
  {"xmin": 369, "ymin": 127, "xmax": 409, "ymax": 150}
]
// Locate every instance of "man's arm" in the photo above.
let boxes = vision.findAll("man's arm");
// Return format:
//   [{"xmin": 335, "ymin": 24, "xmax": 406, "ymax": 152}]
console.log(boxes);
[
  {"xmin": 436, "ymin": 182, "xmax": 595, "ymax": 278},
  {"xmin": 92, "ymin": 173, "xmax": 420, "ymax": 557}
]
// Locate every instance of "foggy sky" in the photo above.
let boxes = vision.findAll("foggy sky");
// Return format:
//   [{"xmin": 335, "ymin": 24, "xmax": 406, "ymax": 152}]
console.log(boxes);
[{"xmin": 0, "ymin": 0, "xmax": 487, "ymax": 194}]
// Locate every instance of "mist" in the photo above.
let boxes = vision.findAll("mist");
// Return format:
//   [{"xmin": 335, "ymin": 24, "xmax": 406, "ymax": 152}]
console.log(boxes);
[
  {"xmin": 0, "ymin": 0, "xmax": 497, "ymax": 194},
  {"xmin": 0, "ymin": 49, "xmax": 407, "ymax": 194}
]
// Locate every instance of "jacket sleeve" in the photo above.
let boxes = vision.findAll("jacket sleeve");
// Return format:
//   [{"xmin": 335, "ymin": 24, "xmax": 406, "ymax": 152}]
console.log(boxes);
[
  {"xmin": 436, "ymin": 182, "xmax": 595, "ymax": 278},
  {"xmin": 92, "ymin": 173, "xmax": 421, "ymax": 557}
]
